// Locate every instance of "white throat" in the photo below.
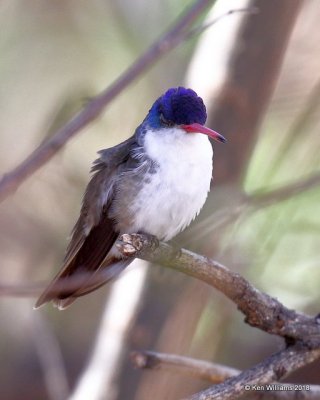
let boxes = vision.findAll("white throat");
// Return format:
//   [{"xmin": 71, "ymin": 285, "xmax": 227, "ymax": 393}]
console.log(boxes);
[
  {"xmin": 144, "ymin": 127, "xmax": 212, "ymax": 166},
  {"xmin": 127, "ymin": 127, "xmax": 213, "ymax": 240}
]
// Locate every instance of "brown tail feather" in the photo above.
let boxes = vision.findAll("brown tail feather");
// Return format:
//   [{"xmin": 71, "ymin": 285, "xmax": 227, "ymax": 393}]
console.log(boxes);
[
  {"xmin": 34, "ymin": 212, "xmax": 119, "ymax": 309},
  {"xmin": 35, "ymin": 256, "xmax": 131, "ymax": 309},
  {"xmin": 52, "ymin": 257, "xmax": 131, "ymax": 309}
]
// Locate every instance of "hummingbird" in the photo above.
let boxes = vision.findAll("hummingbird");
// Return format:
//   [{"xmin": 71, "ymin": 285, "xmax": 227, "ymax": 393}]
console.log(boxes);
[{"xmin": 35, "ymin": 87, "xmax": 226, "ymax": 309}]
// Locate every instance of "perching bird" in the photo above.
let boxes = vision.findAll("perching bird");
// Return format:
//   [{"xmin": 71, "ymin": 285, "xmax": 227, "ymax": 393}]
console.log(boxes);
[{"xmin": 35, "ymin": 87, "xmax": 226, "ymax": 309}]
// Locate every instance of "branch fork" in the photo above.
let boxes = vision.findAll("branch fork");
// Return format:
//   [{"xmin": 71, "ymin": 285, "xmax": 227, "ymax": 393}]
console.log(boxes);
[{"xmin": 116, "ymin": 233, "xmax": 320, "ymax": 399}]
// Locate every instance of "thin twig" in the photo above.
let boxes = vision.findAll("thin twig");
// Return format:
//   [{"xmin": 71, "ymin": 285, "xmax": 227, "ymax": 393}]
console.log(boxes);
[
  {"xmin": 184, "ymin": 6, "xmax": 258, "ymax": 41},
  {"xmin": 131, "ymin": 350, "xmax": 238, "ymax": 383},
  {"xmin": 131, "ymin": 350, "xmax": 320, "ymax": 400}
]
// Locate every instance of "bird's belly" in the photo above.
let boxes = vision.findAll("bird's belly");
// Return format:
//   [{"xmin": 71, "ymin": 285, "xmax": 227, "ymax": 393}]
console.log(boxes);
[
  {"xmin": 127, "ymin": 156, "xmax": 212, "ymax": 241},
  {"xmin": 129, "ymin": 185, "xmax": 206, "ymax": 240},
  {"xmin": 111, "ymin": 130, "xmax": 213, "ymax": 240}
]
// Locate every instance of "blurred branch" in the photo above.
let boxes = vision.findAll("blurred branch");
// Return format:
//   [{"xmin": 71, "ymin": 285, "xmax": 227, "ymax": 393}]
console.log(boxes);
[
  {"xmin": 186, "ymin": 170, "xmax": 320, "ymax": 244},
  {"xmin": 131, "ymin": 350, "xmax": 238, "ymax": 383},
  {"xmin": 131, "ymin": 350, "xmax": 320, "ymax": 399},
  {"xmin": 31, "ymin": 312, "xmax": 70, "ymax": 400},
  {"xmin": 0, "ymin": 263, "xmax": 125, "ymax": 299},
  {"xmin": 116, "ymin": 233, "xmax": 320, "ymax": 346},
  {"xmin": 69, "ymin": 262, "xmax": 147, "ymax": 400},
  {"xmin": 248, "ymin": 171, "xmax": 320, "ymax": 208},
  {"xmin": 0, "ymin": 282, "xmax": 45, "ymax": 297},
  {"xmin": 188, "ymin": 345, "xmax": 320, "ymax": 400},
  {"xmin": 266, "ymin": 78, "xmax": 320, "ymax": 180},
  {"xmin": 0, "ymin": 1, "xmax": 255, "ymax": 203},
  {"xmin": 206, "ymin": 0, "xmax": 303, "ymax": 185},
  {"xmin": 184, "ymin": 6, "xmax": 258, "ymax": 41}
]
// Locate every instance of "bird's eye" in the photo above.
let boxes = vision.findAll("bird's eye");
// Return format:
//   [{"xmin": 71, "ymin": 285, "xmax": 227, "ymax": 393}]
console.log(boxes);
[{"xmin": 160, "ymin": 113, "xmax": 174, "ymax": 127}]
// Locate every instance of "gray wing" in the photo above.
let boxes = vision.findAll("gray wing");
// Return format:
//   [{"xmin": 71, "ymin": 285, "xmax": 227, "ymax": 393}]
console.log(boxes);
[{"xmin": 35, "ymin": 136, "xmax": 137, "ymax": 308}]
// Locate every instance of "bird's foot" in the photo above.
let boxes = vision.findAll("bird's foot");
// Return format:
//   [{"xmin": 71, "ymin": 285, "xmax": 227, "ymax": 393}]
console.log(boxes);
[{"xmin": 117, "ymin": 233, "xmax": 159, "ymax": 257}]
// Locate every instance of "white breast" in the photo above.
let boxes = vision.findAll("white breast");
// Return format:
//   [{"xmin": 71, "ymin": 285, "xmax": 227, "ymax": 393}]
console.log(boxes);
[{"xmin": 128, "ymin": 128, "xmax": 213, "ymax": 241}]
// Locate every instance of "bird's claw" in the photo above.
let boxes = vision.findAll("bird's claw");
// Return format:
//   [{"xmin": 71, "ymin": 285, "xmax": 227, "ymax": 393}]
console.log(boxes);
[
  {"xmin": 117, "ymin": 233, "xmax": 144, "ymax": 256},
  {"xmin": 117, "ymin": 233, "xmax": 159, "ymax": 257}
]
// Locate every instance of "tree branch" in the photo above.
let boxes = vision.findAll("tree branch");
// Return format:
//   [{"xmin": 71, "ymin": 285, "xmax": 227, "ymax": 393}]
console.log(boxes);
[
  {"xmin": 131, "ymin": 350, "xmax": 239, "ymax": 383},
  {"xmin": 116, "ymin": 234, "xmax": 320, "ymax": 347},
  {"xmin": 2, "ymin": 231, "xmax": 320, "ymax": 349},
  {"xmin": 2, "ymin": 233, "xmax": 320, "ymax": 398},
  {"xmin": 115, "ymin": 233, "xmax": 320, "ymax": 397},
  {"xmin": 131, "ymin": 350, "xmax": 320, "ymax": 400},
  {"xmin": 188, "ymin": 345, "xmax": 320, "ymax": 400},
  {"xmin": 248, "ymin": 172, "xmax": 320, "ymax": 209},
  {"xmin": 2, "ymin": 232, "xmax": 320, "ymax": 348}
]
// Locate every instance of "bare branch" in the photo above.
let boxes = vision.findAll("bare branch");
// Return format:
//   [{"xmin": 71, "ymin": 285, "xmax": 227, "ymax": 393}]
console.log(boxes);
[
  {"xmin": 2, "ymin": 233, "xmax": 320, "ymax": 398},
  {"xmin": 131, "ymin": 350, "xmax": 320, "ymax": 400},
  {"xmin": 2, "ymin": 231, "xmax": 320, "ymax": 348},
  {"xmin": 248, "ymin": 172, "xmax": 320, "ymax": 208},
  {"xmin": 2, "ymin": 232, "xmax": 320, "ymax": 347},
  {"xmin": 184, "ymin": 6, "xmax": 258, "ymax": 41},
  {"xmin": 188, "ymin": 345, "xmax": 320, "ymax": 400},
  {"xmin": 116, "ymin": 234, "xmax": 320, "ymax": 346},
  {"xmin": 131, "ymin": 350, "xmax": 238, "ymax": 383}
]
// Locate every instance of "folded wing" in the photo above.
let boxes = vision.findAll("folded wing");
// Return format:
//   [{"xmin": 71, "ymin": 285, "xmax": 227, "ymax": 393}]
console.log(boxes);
[{"xmin": 35, "ymin": 136, "xmax": 136, "ymax": 309}]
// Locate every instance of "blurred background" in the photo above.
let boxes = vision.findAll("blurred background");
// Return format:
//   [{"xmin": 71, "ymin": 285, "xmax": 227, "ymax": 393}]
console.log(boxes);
[{"xmin": 0, "ymin": 0, "xmax": 320, "ymax": 399}]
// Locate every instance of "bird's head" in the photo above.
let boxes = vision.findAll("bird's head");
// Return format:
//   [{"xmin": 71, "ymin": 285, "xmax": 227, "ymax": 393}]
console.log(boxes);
[{"xmin": 144, "ymin": 87, "xmax": 226, "ymax": 143}]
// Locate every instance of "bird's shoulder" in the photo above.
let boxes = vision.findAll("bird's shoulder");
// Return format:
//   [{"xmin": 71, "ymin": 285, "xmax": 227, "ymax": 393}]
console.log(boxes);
[
  {"xmin": 81, "ymin": 135, "xmax": 138, "ymax": 225},
  {"xmin": 91, "ymin": 135, "xmax": 137, "ymax": 172},
  {"xmin": 72, "ymin": 129, "xmax": 148, "ymax": 233},
  {"xmin": 63, "ymin": 135, "xmax": 137, "ymax": 266}
]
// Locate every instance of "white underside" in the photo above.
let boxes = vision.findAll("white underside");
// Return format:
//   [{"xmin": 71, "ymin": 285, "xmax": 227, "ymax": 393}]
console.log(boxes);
[{"xmin": 127, "ymin": 127, "xmax": 213, "ymax": 241}]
